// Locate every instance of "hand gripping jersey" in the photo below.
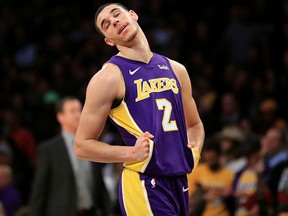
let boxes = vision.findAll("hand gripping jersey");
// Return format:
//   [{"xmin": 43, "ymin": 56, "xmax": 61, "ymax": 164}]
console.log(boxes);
[{"xmin": 108, "ymin": 53, "xmax": 199, "ymax": 176}]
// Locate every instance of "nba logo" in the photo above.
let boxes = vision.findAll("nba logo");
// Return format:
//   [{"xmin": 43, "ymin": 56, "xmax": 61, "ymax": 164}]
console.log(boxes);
[{"xmin": 151, "ymin": 178, "xmax": 156, "ymax": 188}]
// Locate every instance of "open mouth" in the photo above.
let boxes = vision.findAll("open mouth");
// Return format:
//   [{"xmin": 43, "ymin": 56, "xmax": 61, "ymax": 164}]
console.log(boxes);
[{"xmin": 118, "ymin": 24, "xmax": 127, "ymax": 34}]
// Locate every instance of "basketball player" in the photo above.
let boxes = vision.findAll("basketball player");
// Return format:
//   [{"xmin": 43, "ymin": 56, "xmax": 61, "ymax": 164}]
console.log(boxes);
[{"xmin": 74, "ymin": 3, "xmax": 205, "ymax": 215}]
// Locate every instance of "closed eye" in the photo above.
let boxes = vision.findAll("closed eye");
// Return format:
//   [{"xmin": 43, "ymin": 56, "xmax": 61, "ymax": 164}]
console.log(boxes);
[
  {"xmin": 101, "ymin": 8, "xmax": 121, "ymax": 30},
  {"xmin": 105, "ymin": 22, "xmax": 110, "ymax": 30}
]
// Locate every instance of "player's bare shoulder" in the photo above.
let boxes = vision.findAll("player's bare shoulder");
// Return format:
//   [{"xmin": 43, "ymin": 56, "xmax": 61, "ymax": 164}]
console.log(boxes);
[
  {"xmin": 167, "ymin": 58, "xmax": 190, "ymax": 86},
  {"xmin": 89, "ymin": 62, "xmax": 122, "ymax": 86},
  {"xmin": 87, "ymin": 62, "xmax": 124, "ymax": 100},
  {"xmin": 168, "ymin": 58, "xmax": 187, "ymax": 74}
]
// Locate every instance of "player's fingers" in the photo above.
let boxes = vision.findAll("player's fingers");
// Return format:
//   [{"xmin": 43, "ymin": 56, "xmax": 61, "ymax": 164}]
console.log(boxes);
[
  {"xmin": 136, "ymin": 134, "xmax": 150, "ymax": 145},
  {"xmin": 187, "ymin": 142, "xmax": 196, "ymax": 149},
  {"xmin": 143, "ymin": 131, "xmax": 154, "ymax": 139}
]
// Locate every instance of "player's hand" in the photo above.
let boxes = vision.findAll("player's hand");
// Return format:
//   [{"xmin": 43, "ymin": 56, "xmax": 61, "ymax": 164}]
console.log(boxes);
[
  {"xmin": 132, "ymin": 131, "xmax": 154, "ymax": 161},
  {"xmin": 187, "ymin": 142, "xmax": 197, "ymax": 149}
]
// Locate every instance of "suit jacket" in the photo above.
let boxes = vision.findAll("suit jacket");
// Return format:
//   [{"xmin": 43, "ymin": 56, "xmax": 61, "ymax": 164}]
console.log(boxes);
[{"xmin": 29, "ymin": 134, "xmax": 109, "ymax": 216}]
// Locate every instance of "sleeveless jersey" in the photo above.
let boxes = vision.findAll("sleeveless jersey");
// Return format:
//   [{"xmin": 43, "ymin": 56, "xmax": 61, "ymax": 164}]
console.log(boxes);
[{"xmin": 107, "ymin": 53, "xmax": 197, "ymax": 176}]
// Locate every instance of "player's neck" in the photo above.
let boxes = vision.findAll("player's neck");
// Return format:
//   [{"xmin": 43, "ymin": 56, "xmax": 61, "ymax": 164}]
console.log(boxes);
[
  {"xmin": 118, "ymin": 49, "xmax": 153, "ymax": 63},
  {"xmin": 117, "ymin": 30, "xmax": 153, "ymax": 63}
]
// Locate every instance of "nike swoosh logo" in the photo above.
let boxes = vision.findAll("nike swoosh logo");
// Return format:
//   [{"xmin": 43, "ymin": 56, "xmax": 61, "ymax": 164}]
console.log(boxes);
[
  {"xmin": 182, "ymin": 186, "xmax": 189, "ymax": 192},
  {"xmin": 129, "ymin": 67, "xmax": 141, "ymax": 75}
]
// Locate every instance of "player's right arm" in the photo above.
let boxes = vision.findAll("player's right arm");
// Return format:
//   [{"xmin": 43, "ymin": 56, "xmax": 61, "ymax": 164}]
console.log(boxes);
[{"xmin": 74, "ymin": 63, "xmax": 153, "ymax": 163}]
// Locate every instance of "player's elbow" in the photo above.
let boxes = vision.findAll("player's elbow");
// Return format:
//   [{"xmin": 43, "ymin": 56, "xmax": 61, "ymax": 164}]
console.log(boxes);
[{"xmin": 74, "ymin": 138, "xmax": 86, "ymax": 159}]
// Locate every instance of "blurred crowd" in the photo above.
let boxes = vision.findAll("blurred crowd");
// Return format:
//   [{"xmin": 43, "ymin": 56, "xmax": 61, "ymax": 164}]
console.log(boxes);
[{"xmin": 0, "ymin": 0, "xmax": 288, "ymax": 215}]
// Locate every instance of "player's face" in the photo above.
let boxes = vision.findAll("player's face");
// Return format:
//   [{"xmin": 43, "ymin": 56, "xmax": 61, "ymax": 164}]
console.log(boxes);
[{"xmin": 96, "ymin": 4, "xmax": 139, "ymax": 46}]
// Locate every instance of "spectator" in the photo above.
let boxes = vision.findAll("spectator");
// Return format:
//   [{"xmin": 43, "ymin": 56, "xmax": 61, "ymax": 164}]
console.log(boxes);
[
  {"xmin": 216, "ymin": 125, "xmax": 247, "ymax": 174},
  {"xmin": 2, "ymin": 110, "xmax": 37, "ymax": 166},
  {"xmin": 188, "ymin": 138, "xmax": 235, "ymax": 216},
  {"xmin": 217, "ymin": 92, "xmax": 242, "ymax": 130},
  {"xmin": 260, "ymin": 126, "xmax": 288, "ymax": 180},
  {"xmin": 0, "ymin": 164, "xmax": 22, "ymax": 216},
  {"xmin": 29, "ymin": 96, "xmax": 109, "ymax": 216},
  {"xmin": 255, "ymin": 98, "xmax": 280, "ymax": 134},
  {"xmin": 267, "ymin": 158, "xmax": 288, "ymax": 214},
  {"xmin": 0, "ymin": 111, "xmax": 35, "ymax": 206},
  {"xmin": 233, "ymin": 137, "xmax": 274, "ymax": 216}
]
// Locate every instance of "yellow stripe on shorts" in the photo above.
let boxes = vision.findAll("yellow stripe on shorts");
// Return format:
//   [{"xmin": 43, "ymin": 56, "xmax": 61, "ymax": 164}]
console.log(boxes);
[{"xmin": 121, "ymin": 168, "xmax": 154, "ymax": 216}]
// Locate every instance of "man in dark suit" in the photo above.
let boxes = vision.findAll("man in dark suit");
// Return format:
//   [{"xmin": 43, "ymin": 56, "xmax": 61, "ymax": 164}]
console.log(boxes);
[{"xmin": 29, "ymin": 96, "xmax": 109, "ymax": 216}]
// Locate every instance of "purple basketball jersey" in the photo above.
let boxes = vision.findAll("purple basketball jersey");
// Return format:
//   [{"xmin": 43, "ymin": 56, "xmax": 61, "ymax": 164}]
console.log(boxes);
[{"xmin": 108, "ymin": 53, "xmax": 196, "ymax": 176}]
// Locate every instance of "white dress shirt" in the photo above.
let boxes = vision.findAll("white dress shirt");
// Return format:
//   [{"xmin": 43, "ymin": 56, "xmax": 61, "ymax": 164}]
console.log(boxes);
[{"xmin": 62, "ymin": 131, "xmax": 93, "ymax": 209}]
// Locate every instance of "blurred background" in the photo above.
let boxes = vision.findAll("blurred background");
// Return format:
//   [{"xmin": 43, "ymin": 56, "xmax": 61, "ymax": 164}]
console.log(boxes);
[{"xmin": 0, "ymin": 0, "xmax": 288, "ymax": 215}]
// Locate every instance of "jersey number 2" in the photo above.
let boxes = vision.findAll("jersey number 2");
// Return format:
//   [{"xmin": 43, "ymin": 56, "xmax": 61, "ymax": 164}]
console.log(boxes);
[{"xmin": 156, "ymin": 98, "xmax": 178, "ymax": 131}]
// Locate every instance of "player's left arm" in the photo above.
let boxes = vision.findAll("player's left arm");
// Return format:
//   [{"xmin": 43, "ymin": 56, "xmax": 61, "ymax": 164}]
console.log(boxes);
[{"xmin": 169, "ymin": 59, "xmax": 205, "ymax": 154}]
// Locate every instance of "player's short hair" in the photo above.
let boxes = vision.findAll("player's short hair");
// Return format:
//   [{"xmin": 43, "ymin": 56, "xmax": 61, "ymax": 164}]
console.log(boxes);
[{"xmin": 94, "ymin": 3, "xmax": 128, "ymax": 38}]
